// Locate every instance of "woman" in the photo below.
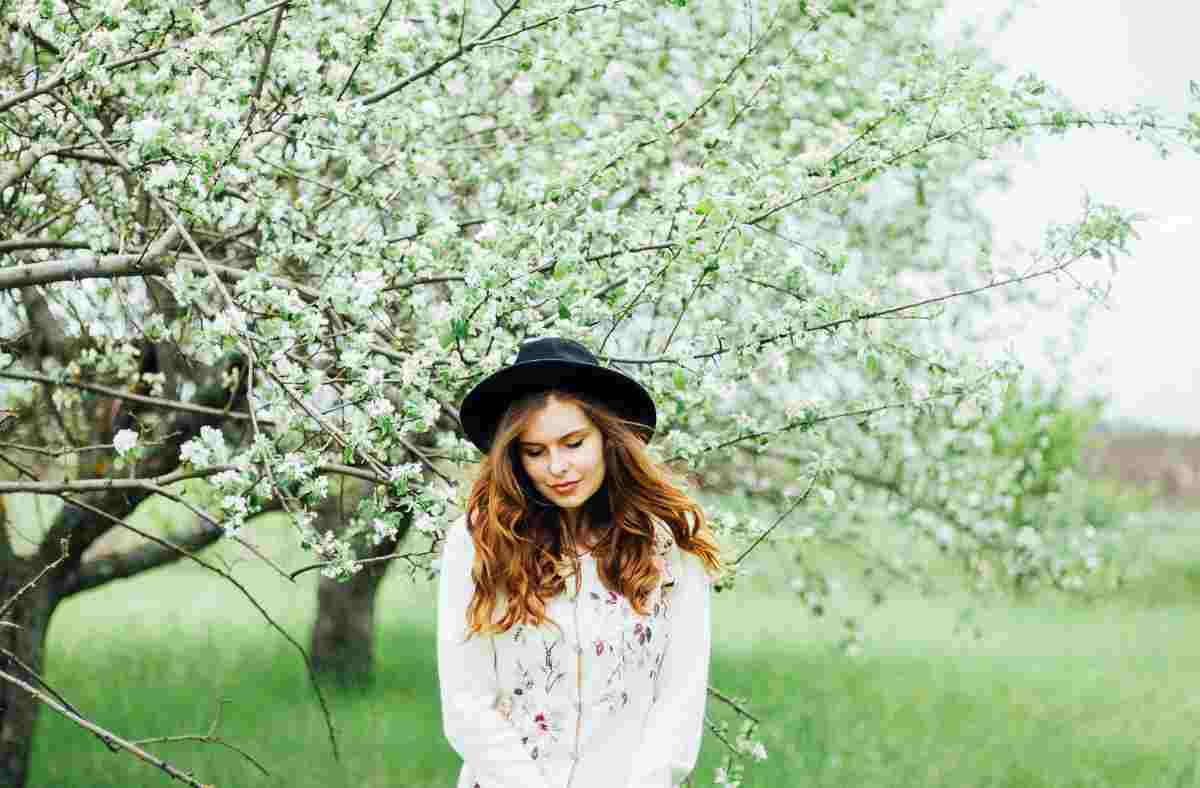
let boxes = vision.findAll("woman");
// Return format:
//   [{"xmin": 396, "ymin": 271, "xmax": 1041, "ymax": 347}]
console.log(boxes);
[{"xmin": 438, "ymin": 337, "xmax": 723, "ymax": 788}]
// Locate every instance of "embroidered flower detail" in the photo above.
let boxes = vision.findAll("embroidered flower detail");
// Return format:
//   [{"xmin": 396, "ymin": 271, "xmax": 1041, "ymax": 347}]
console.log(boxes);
[{"xmin": 633, "ymin": 621, "xmax": 652, "ymax": 646}]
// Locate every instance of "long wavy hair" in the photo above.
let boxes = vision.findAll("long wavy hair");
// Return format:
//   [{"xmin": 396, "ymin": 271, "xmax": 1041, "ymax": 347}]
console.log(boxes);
[{"xmin": 463, "ymin": 389, "xmax": 723, "ymax": 637}]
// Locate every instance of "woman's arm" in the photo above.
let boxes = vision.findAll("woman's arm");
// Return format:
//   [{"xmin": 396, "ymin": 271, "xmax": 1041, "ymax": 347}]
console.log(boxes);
[
  {"xmin": 437, "ymin": 516, "xmax": 552, "ymax": 788},
  {"xmin": 627, "ymin": 545, "xmax": 713, "ymax": 788}
]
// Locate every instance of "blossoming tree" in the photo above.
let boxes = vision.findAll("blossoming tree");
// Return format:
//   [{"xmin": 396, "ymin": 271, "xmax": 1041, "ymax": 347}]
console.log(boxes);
[{"xmin": 1, "ymin": 0, "xmax": 1197, "ymax": 784}]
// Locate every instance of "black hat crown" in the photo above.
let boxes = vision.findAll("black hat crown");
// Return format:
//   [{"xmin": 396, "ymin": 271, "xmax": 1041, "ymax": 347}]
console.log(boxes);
[{"xmin": 458, "ymin": 337, "xmax": 657, "ymax": 453}]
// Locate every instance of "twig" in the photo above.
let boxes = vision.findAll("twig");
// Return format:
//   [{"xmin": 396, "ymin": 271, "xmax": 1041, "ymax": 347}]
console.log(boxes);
[
  {"xmin": 132, "ymin": 699, "xmax": 271, "ymax": 777},
  {"xmin": 0, "ymin": 462, "xmax": 386, "ymax": 495},
  {"xmin": 54, "ymin": 492, "xmax": 342, "ymax": 763},
  {"xmin": 0, "ymin": 668, "xmax": 214, "ymax": 788},
  {"xmin": 0, "ymin": 538, "xmax": 68, "ymax": 620},
  {"xmin": 601, "ymin": 253, "xmax": 1089, "ymax": 366},
  {"xmin": 360, "ymin": 0, "xmax": 521, "ymax": 106},
  {"xmin": 336, "ymin": 0, "xmax": 394, "ymax": 100},
  {"xmin": 0, "ymin": 0, "xmax": 292, "ymax": 114},
  {"xmin": 249, "ymin": 2, "xmax": 288, "ymax": 110},
  {"xmin": 288, "ymin": 545, "xmax": 439, "ymax": 580},
  {"xmin": 732, "ymin": 476, "xmax": 817, "ymax": 566},
  {"xmin": 0, "ymin": 369, "xmax": 265, "ymax": 423},
  {"xmin": 707, "ymin": 685, "xmax": 761, "ymax": 725}
]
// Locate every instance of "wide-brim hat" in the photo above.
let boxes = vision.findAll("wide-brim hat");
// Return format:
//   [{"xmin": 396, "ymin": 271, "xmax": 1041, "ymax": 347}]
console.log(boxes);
[{"xmin": 459, "ymin": 337, "xmax": 657, "ymax": 453}]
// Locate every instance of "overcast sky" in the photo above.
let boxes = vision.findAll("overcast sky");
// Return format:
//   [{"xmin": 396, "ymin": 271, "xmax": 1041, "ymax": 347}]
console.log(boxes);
[{"xmin": 940, "ymin": 1, "xmax": 1200, "ymax": 433}]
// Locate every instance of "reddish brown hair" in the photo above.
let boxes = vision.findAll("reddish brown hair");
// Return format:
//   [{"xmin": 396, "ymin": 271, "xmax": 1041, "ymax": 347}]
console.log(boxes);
[{"xmin": 463, "ymin": 389, "xmax": 722, "ymax": 636}]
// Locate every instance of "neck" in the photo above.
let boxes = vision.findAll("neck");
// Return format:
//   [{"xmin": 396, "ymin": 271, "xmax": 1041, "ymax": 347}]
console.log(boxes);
[{"xmin": 560, "ymin": 507, "xmax": 586, "ymax": 534}]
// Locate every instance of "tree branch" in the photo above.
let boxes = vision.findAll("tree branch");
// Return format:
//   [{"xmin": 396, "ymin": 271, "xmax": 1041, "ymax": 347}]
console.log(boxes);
[
  {"xmin": 62, "ymin": 520, "xmax": 221, "ymax": 596},
  {"xmin": 0, "ymin": 0, "xmax": 293, "ymax": 114},
  {"xmin": 19, "ymin": 286, "xmax": 69, "ymax": 359},
  {"xmin": 360, "ymin": 0, "xmax": 521, "ymax": 106},
  {"xmin": 0, "ymin": 462, "xmax": 387, "ymax": 495},
  {"xmin": 601, "ymin": 253, "xmax": 1089, "ymax": 366},
  {"xmin": 50, "ymin": 490, "xmax": 341, "ymax": 762},
  {"xmin": 0, "ymin": 668, "xmax": 215, "ymax": 788},
  {"xmin": 0, "ymin": 369, "xmax": 264, "ymax": 424},
  {"xmin": 0, "ymin": 239, "xmax": 92, "ymax": 254},
  {"xmin": 0, "ymin": 145, "xmax": 46, "ymax": 192},
  {"xmin": 0, "ymin": 539, "xmax": 69, "ymax": 621},
  {"xmin": 288, "ymin": 545, "xmax": 439, "ymax": 580}
]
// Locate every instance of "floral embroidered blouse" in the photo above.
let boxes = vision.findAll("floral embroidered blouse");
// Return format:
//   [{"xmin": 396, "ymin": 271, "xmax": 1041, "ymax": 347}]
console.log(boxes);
[{"xmin": 436, "ymin": 515, "xmax": 712, "ymax": 788}]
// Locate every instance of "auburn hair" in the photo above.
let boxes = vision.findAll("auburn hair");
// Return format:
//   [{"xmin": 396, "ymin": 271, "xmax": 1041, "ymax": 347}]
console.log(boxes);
[{"xmin": 463, "ymin": 389, "xmax": 723, "ymax": 637}]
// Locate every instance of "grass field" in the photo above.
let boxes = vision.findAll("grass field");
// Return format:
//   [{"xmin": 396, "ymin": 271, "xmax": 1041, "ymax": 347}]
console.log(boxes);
[{"xmin": 24, "ymin": 505, "xmax": 1200, "ymax": 787}]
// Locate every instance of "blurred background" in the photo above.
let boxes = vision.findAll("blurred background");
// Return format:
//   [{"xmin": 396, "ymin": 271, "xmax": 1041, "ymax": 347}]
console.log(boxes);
[{"xmin": 9, "ymin": 0, "xmax": 1200, "ymax": 786}]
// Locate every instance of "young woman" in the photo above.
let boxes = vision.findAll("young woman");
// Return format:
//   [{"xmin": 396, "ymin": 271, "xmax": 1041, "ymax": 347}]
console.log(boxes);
[{"xmin": 439, "ymin": 337, "xmax": 723, "ymax": 788}]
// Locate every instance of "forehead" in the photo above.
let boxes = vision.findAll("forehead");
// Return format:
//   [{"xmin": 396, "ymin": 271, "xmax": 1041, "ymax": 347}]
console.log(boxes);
[{"xmin": 519, "ymin": 397, "xmax": 594, "ymax": 443}]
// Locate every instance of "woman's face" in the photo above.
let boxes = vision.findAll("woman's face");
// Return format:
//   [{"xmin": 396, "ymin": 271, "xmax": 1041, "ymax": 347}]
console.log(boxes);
[{"xmin": 517, "ymin": 396, "xmax": 606, "ymax": 513}]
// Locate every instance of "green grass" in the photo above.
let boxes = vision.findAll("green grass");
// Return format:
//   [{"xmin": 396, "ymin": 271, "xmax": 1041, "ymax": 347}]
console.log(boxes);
[{"xmin": 24, "ymin": 508, "xmax": 1200, "ymax": 787}]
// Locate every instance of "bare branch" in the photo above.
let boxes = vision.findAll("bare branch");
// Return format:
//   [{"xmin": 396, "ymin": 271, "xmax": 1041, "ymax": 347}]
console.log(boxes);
[
  {"xmin": 0, "ymin": 668, "xmax": 215, "ymax": 788},
  {"xmin": 63, "ymin": 522, "xmax": 221, "ymax": 596},
  {"xmin": 0, "ymin": 539, "xmax": 69, "ymax": 621},
  {"xmin": 707, "ymin": 685, "xmax": 761, "ymax": 725},
  {"xmin": 53, "ymin": 491, "xmax": 342, "ymax": 761}
]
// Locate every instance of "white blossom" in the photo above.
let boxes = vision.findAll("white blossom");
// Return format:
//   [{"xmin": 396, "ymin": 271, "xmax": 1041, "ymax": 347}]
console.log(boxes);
[{"xmin": 112, "ymin": 429, "xmax": 138, "ymax": 457}]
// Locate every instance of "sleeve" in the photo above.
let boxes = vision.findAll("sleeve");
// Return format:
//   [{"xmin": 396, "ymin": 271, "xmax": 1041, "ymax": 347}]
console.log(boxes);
[
  {"xmin": 626, "ymin": 544, "xmax": 713, "ymax": 788},
  {"xmin": 437, "ymin": 516, "xmax": 553, "ymax": 788}
]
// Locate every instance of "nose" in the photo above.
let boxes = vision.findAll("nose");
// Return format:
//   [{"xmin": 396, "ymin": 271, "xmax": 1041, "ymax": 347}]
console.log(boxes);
[{"xmin": 548, "ymin": 449, "xmax": 569, "ymax": 476}]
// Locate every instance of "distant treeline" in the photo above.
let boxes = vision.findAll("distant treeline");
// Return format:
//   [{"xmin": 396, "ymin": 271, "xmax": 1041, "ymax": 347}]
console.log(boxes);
[{"xmin": 1085, "ymin": 430, "xmax": 1200, "ymax": 508}]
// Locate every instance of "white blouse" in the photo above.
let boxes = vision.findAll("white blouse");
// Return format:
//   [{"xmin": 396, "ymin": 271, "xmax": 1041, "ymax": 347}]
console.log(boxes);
[{"xmin": 437, "ymin": 515, "xmax": 712, "ymax": 788}]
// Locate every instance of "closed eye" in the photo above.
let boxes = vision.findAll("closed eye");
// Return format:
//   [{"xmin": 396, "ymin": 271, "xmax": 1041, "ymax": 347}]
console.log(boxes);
[{"xmin": 523, "ymin": 439, "xmax": 585, "ymax": 457}]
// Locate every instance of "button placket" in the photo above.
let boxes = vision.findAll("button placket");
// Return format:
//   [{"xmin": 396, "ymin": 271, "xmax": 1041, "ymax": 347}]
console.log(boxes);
[{"xmin": 564, "ymin": 556, "xmax": 586, "ymax": 787}]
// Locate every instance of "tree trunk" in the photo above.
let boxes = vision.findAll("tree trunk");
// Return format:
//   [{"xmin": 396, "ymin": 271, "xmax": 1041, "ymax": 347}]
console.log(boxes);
[
  {"xmin": 311, "ymin": 556, "xmax": 391, "ymax": 685},
  {"xmin": 0, "ymin": 558, "xmax": 60, "ymax": 788},
  {"xmin": 310, "ymin": 500, "xmax": 413, "ymax": 686}
]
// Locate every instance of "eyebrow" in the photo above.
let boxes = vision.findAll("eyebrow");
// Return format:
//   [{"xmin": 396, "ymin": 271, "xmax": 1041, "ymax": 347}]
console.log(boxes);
[{"xmin": 518, "ymin": 427, "xmax": 589, "ymax": 447}]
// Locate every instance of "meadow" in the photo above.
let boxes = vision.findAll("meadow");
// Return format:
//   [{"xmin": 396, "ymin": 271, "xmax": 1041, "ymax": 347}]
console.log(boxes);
[{"xmin": 25, "ymin": 504, "xmax": 1200, "ymax": 787}]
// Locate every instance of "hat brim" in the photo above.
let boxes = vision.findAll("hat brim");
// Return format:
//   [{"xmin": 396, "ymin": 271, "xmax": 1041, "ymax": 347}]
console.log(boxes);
[{"xmin": 460, "ymin": 360, "xmax": 657, "ymax": 453}]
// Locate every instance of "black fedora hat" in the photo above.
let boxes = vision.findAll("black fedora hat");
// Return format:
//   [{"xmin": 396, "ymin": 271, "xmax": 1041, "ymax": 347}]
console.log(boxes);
[{"xmin": 459, "ymin": 337, "xmax": 657, "ymax": 453}]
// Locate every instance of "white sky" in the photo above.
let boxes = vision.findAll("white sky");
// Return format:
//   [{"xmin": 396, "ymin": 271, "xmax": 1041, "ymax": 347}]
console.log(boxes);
[{"xmin": 941, "ymin": 0, "xmax": 1200, "ymax": 433}]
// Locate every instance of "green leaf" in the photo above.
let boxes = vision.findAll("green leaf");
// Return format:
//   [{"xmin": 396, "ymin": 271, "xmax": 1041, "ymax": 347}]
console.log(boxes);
[
  {"xmin": 673, "ymin": 368, "xmax": 686, "ymax": 390},
  {"xmin": 558, "ymin": 302, "xmax": 570, "ymax": 319}
]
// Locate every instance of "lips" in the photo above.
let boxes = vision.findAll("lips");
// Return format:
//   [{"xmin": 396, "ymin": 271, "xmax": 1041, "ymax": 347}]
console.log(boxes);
[{"xmin": 550, "ymin": 480, "xmax": 580, "ymax": 493}]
